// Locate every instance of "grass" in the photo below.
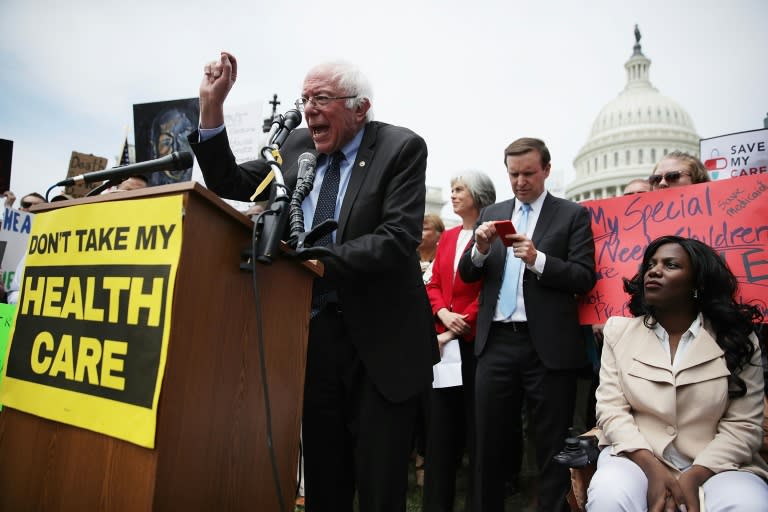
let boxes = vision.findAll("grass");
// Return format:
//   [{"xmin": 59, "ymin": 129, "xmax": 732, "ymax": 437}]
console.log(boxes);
[
  {"xmin": 404, "ymin": 456, "xmax": 538, "ymax": 512},
  {"xmin": 295, "ymin": 453, "xmax": 538, "ymax": 512},
  {"xmin": 293, "ymin": 375, "xmax": 598, "ymax": 511}
]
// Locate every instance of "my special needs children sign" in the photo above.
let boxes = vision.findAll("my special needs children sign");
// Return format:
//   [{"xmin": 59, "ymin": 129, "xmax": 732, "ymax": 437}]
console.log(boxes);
[
  {"xmin": 0, "ymin": 195, "xmax": 183, "ymax": 448},
  {"xmin": 579, "ymin": 172, "xmax": 768, "ymax": 324}
]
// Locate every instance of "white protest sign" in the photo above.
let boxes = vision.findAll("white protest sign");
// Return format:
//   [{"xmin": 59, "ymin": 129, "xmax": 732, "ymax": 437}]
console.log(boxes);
[
  {"xmin": 191, "ymin": 102, "xmax": 268, "ymax": 212},
  {"xmin": 226, "ymin": 102, "xmax": 267, "ymax": 164},
  {"xmin": 0, "ymin": 208, "xmax": 32, "ymax": 289},
  {"xmin": 700, "ymin": 128, "xmax": 768, "ymax": 181}
]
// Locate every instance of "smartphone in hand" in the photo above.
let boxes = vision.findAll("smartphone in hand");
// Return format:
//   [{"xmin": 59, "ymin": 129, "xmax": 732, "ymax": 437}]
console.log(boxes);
[{"xmin": 493, "ymin": 220, "xmax": 516, "ymax": 247}]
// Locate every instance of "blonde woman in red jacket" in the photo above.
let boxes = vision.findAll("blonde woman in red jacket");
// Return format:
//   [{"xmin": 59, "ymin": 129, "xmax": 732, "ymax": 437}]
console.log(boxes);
[{"xmin": 423, "ymin": 171, "xmax": 495, "ymax": 512}]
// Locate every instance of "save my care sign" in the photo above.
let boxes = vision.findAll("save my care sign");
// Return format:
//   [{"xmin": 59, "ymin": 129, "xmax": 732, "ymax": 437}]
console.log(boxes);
[{"xmin": 0, "ymin": 195, "xmax": 183, "ymax": 448}]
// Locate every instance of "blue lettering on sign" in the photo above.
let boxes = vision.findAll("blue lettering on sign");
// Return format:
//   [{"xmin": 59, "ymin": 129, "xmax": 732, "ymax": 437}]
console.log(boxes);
[{"xmin": 3, "ymin": 209, "xmax": 33, "ymax": 234}]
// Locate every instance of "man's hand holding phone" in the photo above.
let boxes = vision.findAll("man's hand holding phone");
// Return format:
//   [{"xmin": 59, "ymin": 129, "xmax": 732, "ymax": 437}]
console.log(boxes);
[{"xmin": 493, "ymin": 220, "xmax": 516, "ymax": 247}]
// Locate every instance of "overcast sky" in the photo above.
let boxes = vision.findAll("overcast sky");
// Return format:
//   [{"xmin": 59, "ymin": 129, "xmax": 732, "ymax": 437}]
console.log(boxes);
[{"xmin": 1, "ymin": 0, "xmax": 766, "ymax": 212}]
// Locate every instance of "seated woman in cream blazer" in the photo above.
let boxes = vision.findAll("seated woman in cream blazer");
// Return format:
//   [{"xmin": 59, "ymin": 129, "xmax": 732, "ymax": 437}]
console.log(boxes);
[{"xmin": 589, "ymin": 235, "xmax": 768, "ymax": 512}]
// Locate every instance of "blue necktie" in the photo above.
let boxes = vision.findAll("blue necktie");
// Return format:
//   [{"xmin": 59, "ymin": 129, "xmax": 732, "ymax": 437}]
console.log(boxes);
[
  {"xmin": 497, "ymin": 203, "xmax": 531, "ymax": 318},
  {"xmin": 311, "ymin": 151, "xmax": 343, "ymax": 246}
]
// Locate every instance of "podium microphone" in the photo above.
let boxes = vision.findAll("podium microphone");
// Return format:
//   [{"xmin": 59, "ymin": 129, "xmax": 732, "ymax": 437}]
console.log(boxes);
[
  {"xmin": 249, "ymin": 109, "xmax": 303, "ymax": 264},
  {"xmin": 54, "ymin": 151, "xmax": 194, "ymax": 187},
  {"xmin": 288, "ymin": 152, "xmax": 317, "ymax": 244},
  {"xmin": 269, "ymin": 109, "xmax": 302, "ymax": 148}
]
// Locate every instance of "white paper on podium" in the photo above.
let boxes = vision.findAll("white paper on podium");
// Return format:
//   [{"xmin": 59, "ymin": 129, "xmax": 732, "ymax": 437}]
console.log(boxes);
[{"xmin": 432, "ymin": 339, "xmax": 463, "ymax": 388}]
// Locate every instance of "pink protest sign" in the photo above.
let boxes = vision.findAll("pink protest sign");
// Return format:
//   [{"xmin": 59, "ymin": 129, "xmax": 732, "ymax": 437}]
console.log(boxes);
[{"xmin": 579, "ymin": 173, "xmax": 768, "ymax": 323}]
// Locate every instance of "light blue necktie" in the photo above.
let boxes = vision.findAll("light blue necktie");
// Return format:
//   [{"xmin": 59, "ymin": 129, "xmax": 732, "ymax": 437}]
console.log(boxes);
[{"xmin": 497, "ymin": 203, "xmax": 531, "ymax": 318}]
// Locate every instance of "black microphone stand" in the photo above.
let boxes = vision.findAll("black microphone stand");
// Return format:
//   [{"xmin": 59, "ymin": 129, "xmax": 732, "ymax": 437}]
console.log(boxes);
[
  {"xmin": 237, "ymin": 111, "xmax": 295, "ymax": 512},
  {"xmin": 85, "ymin": 177, "xmax": 124, "ymax": 197},
  {"xmin": 241, "ymin": 109, "xmax": 343, "ymax": 266},
  {"xmin": 242, "ymin": 113, "xmax": 294, "ymax": 266}
]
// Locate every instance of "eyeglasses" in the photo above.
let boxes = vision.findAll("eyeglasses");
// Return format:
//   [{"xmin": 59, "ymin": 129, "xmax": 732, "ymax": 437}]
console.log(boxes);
[
  {"xmin": 295, "ymin": 95, "xmax": 357, "ymax": 112},
  {"xmin": 648, "ymin": 170, "xmax": 692, "ymax": 186}
]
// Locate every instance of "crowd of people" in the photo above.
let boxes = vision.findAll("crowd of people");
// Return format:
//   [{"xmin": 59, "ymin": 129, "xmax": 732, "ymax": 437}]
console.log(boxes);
[
  {"xmin": 2, "ymin": 50, "xmax": 765, "ymax": 512},
  {"xmin": 189, "ymin": 52, "xmax": 766, "ymax": 512},
  {"xmin": 415, "ymin": 146, "xmax": 767, "ymax": 512}
]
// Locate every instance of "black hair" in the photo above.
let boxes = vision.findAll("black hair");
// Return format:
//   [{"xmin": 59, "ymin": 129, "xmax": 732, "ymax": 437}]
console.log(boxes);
[{"xmin": 623, "ymin": 235, "xmax": 762, "ymax": 398}]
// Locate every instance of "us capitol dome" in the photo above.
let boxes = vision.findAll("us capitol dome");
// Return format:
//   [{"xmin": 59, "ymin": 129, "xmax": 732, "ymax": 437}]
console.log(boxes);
[{"xmin": 565, "ymin": 27, "xmax": 700, "ymax": 202}]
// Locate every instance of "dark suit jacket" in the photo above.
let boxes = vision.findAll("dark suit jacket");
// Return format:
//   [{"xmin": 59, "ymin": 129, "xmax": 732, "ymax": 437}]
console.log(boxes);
[
  {"xmin": 190, "ymin": 122, "xmax": 439, "ymax": 402},
  {"xmin": 458, "ymin": 194, "xmax": 596, "ymax": 369}
]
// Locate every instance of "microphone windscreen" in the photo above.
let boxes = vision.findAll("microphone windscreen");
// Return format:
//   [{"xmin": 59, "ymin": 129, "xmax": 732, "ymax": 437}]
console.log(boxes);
[
  {"xmin": 297, "ymin": 152, "xmax": 317, "ymax": 180},
  {"xmin": 283, "ymin": 109, "xmax": 303, "ymax": 130},
  {"xmin": 174, "ymin": 151, "xmax": 194, "ymax": 170}
]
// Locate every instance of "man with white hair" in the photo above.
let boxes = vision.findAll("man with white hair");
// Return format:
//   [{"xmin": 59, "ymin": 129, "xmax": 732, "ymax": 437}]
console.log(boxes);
[{"xmin": 190, "ymin": 52, "xmax": 438, "ymax": 512}]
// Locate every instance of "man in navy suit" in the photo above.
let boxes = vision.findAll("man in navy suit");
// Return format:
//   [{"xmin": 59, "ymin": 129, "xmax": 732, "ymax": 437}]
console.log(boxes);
[
  {"xmin": 189, "ymin": 52, "xmax": 438, "ymax": 512},
  {"xmin": 459, "ymin": 138, "xmax": 596, "ymax": 511}
]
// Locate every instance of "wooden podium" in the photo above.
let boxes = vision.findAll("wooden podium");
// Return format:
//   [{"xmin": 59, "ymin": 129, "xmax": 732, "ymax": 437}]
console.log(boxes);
[{"xmin": 0, "ymin": 183, "xmax": 319, "ymax": 511}]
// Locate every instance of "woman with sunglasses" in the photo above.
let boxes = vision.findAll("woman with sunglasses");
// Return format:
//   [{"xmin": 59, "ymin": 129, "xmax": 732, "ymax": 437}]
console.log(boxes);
[{"xmin": 649, "ymin": 151, "xmax": 710, "ymax": 190}]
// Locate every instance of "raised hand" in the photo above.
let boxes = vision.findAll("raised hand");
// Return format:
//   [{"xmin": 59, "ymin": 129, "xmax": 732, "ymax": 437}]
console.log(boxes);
[
  {"xmin": 3, "ymin": 190, "xmax": 16, "ymax": 209},
  {"xmin": 199, "ymin": 52, "xmax": 238, "ymax": 128}
]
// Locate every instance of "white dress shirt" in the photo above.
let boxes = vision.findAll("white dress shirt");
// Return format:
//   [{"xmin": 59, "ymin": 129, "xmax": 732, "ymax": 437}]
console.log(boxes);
[{"xmin": 471, "ymin": 191, "xmax": 549, "ymax": 322}]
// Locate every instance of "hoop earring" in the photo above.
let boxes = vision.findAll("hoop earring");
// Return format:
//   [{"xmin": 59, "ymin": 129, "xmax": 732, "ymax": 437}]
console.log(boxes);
[{"xmin": 693, "ymin": 289, "xmax": 699, "ymax": 299}]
